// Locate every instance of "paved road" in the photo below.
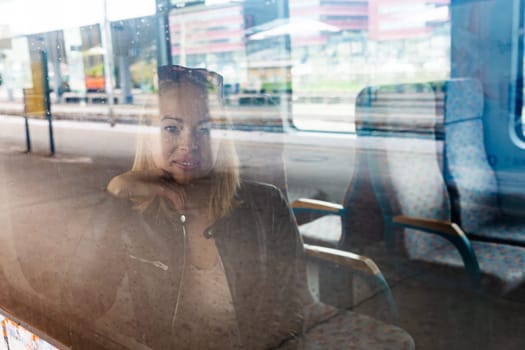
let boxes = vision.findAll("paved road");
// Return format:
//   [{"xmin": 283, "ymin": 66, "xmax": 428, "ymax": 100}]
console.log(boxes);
[
  {"xmin": 0, "ymin": 98, "xmax": 355, "ymax": 126},
  {"xmin": 0, "ymin": 111, "xmax": 444, "ymax": 204},
  {"xmin": 0, "ymin": 114, "xmax": 359, "ymax": 202}
]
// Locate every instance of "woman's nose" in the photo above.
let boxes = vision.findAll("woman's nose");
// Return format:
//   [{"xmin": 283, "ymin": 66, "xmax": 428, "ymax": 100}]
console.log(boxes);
[{"xmin": 178, "ymin": 130, "xmax": 198, "ymax": 152}]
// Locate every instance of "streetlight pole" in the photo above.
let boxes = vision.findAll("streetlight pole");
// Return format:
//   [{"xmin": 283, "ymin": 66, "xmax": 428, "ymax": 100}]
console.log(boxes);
[
  {"xmin": 101, "ymin": 0, "xmax": 116, "ymax": 126},
  {"xmin": 156, "ymin": 0, "xmax": 172, "ymax": 68}
]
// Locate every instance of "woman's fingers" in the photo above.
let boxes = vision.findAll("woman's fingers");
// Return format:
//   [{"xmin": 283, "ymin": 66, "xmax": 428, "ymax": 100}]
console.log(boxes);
[{"xmin": 110, "ymin": 168, "xmax": 187, "ymax": 212}]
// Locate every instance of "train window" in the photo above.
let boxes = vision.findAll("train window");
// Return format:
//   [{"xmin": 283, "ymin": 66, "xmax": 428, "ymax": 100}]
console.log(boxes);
[
  {"xmin": 288, "ymin": 0, "xmax": 450, "ymax": 132},
  {"xmin": 167, "ymin": 0, "xmax": 450, "ymax": 133},
  {"xmin": 2, "ymin": 1, "xmax": 525, "ymax": 350}
]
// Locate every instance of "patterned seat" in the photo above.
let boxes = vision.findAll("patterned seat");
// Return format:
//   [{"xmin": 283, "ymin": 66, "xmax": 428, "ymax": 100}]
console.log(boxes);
[
  {"xmin": 468, "ymin": 219, "xmax": 525, "ymax": 245},
  {"xmin": 295, "ymin": 246, "xmax": 414, "ymax": 350},
  {"xmin": 298, "ymin": 310, "xmax": 414, "ymax": 350},
  {"xmin": 234, "ymin": 112, "xmax": 414, "ymax": 348},
  {"xmin": 235, "ymin": 115, "xmax": 345, "ymax": 248},
  {"xmin": 291, "ymin": 144, "xmax": 380, "ymax": 249},
  {"xmin": 423, "ymin": 240, "xmax": 525, "ymax": 294},
  {"xmin": 290, "ymin": 149, "xmax": 357, "ymax": 248},
  {"xmin": 443, "ymin": 79, "xmax": 525, "ymax": 246},
  {"xmin": 356, "ymin": 79, "xmax": 525, "ymax": 294}
]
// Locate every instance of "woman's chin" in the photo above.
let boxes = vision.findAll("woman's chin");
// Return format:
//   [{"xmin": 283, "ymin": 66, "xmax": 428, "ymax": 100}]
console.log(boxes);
[
  {"xmin": 170, "ymin": 171, "xmax": 213, "ymax": 186},
  {"xmin": 169, "ymin": 173, "xmax": 193, "ymax": 185}
]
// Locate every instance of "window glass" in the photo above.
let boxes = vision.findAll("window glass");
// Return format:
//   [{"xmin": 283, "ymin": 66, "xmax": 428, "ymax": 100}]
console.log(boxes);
[
  {"xmin": 1, "ymin": 1, "xmax": 525, "ymax": 350},
  {"xmin": 167, "ymin": 0, "xmax": 450, "ymax": 132},
  {"xmin": 0, "ymin": 37, "xmax": 31, "ymax": 100},
  {"xmin": 288, "ymin": 0, "xmax": 450, "ymax": 131}
]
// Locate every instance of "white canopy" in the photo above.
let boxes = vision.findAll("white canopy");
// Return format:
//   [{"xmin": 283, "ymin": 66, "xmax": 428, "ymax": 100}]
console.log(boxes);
[{"xmin": 0, "ymin": 0, "xmax": 155, "ymax": 39}]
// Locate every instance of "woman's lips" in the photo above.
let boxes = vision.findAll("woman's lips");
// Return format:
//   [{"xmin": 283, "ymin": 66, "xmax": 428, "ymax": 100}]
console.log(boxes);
[{"xmin": 171, "ymin": 159, "xmax": 201, "ymax": 170}]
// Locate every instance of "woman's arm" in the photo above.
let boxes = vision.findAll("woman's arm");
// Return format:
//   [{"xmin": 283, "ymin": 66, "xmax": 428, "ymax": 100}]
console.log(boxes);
[{"xmin": 107, "ymin": 168, "xmax": 185, "ymax": 211}]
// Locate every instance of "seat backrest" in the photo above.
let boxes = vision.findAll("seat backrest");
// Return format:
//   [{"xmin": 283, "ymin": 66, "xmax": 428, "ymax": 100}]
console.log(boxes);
[
  {"xmin": 342, "ymin": 141, "xmax": 386, "ymax": 248},
  {"xmin": 355, "ymin": 82, "xmax": 452, "ymax": 259},
  {"xmin": 236, "ymin": 131, "xmax": 288, "ymax": 195},
  {"xmin": 442, "ymin": 79, "xmax": 500, "ymax": 232}
]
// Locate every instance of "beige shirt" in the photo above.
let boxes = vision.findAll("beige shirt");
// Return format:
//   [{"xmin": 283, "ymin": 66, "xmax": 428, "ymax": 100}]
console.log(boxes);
[{"xmin": 171, "ymin": 258, "xmax": 242, "ymax": 349}]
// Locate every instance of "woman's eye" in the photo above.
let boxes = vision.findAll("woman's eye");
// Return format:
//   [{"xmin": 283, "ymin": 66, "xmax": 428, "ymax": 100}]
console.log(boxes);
[
  {"xmin": 197, "ymin": 125, "xmax": 210, "ymax": 134},
  {"xmin": 164, "ymin": 125, "xmax": 180, "ymax": 133}
]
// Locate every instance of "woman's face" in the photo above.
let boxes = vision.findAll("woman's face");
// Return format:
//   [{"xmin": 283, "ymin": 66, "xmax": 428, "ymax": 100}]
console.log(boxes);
[{"xmin": 156, "ymin": 82, "xmax": 215, "ymax": 184}]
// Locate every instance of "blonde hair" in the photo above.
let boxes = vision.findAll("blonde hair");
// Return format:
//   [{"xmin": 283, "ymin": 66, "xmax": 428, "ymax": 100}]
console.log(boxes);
[{"xmin": 132, "ymin": 72, "xmax": 240, "ymax": 220}]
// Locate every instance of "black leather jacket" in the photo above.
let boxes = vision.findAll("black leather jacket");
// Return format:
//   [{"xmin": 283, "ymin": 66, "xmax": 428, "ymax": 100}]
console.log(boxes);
[{"xmin": 70, "ymin": 181, "xmax": 308, "ymax": 349}]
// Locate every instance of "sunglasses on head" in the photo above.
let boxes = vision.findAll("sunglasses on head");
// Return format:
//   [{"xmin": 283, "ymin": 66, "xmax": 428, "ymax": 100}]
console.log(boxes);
[{"xmin": 158, "ymin": 65, "xmax": 223, "ymax": 97}]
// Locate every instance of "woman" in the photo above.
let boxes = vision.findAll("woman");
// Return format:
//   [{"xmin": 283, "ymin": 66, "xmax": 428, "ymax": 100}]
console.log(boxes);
[
  {"xmin": 104, "ymin": 65, "xmax": 413, "ymax": 350},
  {"xmin": 106, "ymin": 65, "xmax": 310, "ymax": 349}
]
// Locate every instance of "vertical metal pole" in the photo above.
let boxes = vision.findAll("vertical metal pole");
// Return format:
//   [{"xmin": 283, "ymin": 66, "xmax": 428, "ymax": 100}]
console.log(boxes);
[
  {"xmin": 119, "ymin": 54, "xmax": 133, "ymax": 104},
  {"xmin": 41, "ymin": 50, "xmax": 55, "ymax": 155},
  {"xmin": 156, "ymin": 0, "xmax": 172, "ymax": 68},
  {"xmin": 102, "ymin": 0, "xmax": 116, "ymax": 126},
  {"xmin": 47, "ymin": 111, "xmax": 56, "ymax": 156},
  {"xmin": 24, "ymin": 117, "xmax": 31, "ymax": 153},
  {"xmin": 180, "ymin": 19, "xmax": 186, "ymax": 66},
  {"xmin": 49, "ymin": 31, "xmax": 64, "ymax": 103}
]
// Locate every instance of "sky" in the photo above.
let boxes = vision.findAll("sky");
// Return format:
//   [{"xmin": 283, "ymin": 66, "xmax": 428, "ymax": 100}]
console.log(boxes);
[{"xmin": 0, "ymin": 0, "xmax": 155, "ymax": 38}]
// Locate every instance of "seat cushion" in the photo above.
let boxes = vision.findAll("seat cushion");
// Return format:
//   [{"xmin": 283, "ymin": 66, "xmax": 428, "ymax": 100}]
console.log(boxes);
[
  {"xmin": 420, "ymin": 240, "xmax": 525, "ymax": 294},
  {"xmin": 298, "ymin": 310, "xmax": 414, "ymax": 350},
  {"xmin": 470, "ymin": 217, "xmax": 525, "ymax": 246},
  {"xmin": 298, "ymin": 215, "xmax": 342, "ymax": 247}
]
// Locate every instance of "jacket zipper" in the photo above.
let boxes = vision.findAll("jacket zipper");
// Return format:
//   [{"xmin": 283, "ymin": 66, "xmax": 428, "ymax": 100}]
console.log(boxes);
[{"xmin": 170, "ymin": 214, "xmax": 187, "ymax": 331}]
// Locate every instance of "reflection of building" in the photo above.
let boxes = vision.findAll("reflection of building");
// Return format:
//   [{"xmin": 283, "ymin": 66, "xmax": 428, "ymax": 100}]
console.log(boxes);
[
  {"xmin": 0, "ymin": 0, "xmax": 452, "ymax": 101},
  {"xmin": 368, "ymin": 0, "xmax": 450, "ymax": 41},
  {"xmin": 168, "ymin": 3, "xmax": 248, "ymax": 87},
  {"xmin": 289, "ymin": 0, "xmax": 450, "ymax": 43},
  {"xmin": 167, "ymin": 1, "xmax": 451, "ymax": 58},
  {"xmin": 289, "ymin": 0, "xmax": 369, "ymax": 47},
  {"xmin": 169, "ymin": 4, "xmax": 245, "ymax": 64}
]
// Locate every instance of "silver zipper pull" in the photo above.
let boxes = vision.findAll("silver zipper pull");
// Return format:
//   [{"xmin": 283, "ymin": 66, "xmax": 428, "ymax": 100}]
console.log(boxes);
[
  {"xmin": 180, "ymin": 214, "xmax": 186, "ymax": 224},
  {"xmin": 204, "ymin": 229, "xmax": 213, "ymax": 239}
]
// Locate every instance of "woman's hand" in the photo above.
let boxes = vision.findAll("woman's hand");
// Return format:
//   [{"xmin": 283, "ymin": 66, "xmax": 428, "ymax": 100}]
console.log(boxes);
[{"xmin": 106, "ymin": 169, "xmax": 186, "ymax": 211}]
